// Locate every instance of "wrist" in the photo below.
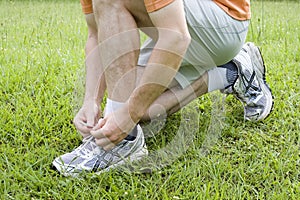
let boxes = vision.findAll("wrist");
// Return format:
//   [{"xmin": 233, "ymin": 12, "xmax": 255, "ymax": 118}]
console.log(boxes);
[
  {"xmin": 82, "ymin": 98, "xmax": 99, "ymax": 108},
  {"xmin": 84, "ymin": 94, "xmax": 102, "ymax": 104},
  {"xmin": 127, "ymin": 98, "xmax": 146, "ymax": 124}
]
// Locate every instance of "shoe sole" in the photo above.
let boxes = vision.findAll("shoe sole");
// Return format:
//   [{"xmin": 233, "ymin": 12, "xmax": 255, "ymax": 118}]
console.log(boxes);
[{"xmin": 246, "ymin": 42, "xmax": 274, "ymax": 121}]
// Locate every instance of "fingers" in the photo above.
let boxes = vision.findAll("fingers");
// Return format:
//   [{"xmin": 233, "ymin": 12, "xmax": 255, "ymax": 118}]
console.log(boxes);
[
  {"xmin": 90, "ymin": 122, "xmax": 107, "ymax": 140},
  {"xmin": 95, "ymin": 137, "xmax": 116, "ymax": 151},
  {"xmin": 86, "ymin": 115, "xmax": 96, "ymax": 128},
  {"xmin": 90, "ymin": 107, "xmax": 136, "ymax": 150},
  {"xmin": 94, "ymin": 132, "xmax": 125, "ymax": 151},
  {"xmin": 73, "ymin": 117, "xmax": 93, "ymax": 137},
  {"xmin": 80, "ymin": 121, "xmax": 94, "ymax": 129},
  {"xmin": 92, "ymin": 128, "xmax": 115, "ymax": 150},
  {"xmin": 91, "ymin": 121, "xmax": 128, "ymax": 150},
  {"xmin": 93, "ymin": 118, "xmax": 106, "ymax": 130},
  {"xmin": 86, "ymin": 103, "xmax": 100, "ymax": 127},
  {"xmin": 73, "ymin": 105, "xmax": 101, "ymax": 137}
]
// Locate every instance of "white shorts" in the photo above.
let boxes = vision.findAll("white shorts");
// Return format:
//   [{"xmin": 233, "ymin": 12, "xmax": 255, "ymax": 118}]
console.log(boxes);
[{"xmin": 138, "ymin": 0, "xmax": 249, "ymax": 88}]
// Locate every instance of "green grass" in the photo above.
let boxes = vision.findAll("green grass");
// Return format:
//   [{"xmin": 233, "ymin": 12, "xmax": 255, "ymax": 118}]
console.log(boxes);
[{"xmin": 1, "ymin": 0, "xmax": 300, "ymax": 199}]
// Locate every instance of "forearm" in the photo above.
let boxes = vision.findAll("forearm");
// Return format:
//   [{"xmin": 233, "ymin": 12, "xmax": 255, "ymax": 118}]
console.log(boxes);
[
  {"xmin": 84, "ymin": 38, "xmax": 106, "ymax": 104},
  {"xmin": 128, "ymin": 34, "xmax": 190, "ymax": 122},
  {"xmin": 83, "ymin": 14, "xmax": 106, "ymax": 105},
  {"xmin": 126, "ymin": 0, "xmax": 191, "ymax": 122}
]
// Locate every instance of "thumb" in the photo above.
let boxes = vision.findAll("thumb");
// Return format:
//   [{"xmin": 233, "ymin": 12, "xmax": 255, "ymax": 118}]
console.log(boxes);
[
  {"xmin": 86, "ymin": 113, "xmax": 96, "ymax": 128},
  {"xmin": 93, "ymin": 118, "xmax": 106, "ymax": 130},
  {"xmin": 86, "ymin": 103, "xmax": 99, "ymax": 127}
]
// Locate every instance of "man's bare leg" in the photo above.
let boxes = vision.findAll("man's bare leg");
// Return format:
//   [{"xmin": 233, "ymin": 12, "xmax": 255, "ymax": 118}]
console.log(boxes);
[
  {"xmin": 92, "ymin": 0, "xmax": 143, "ymax": 148},
  {"xmin": 93, "ymin": 0, "xmax": 140, "ymax": 103},
  {"xmin": 136, "ymin": 66, "xmax": 209, "ymax": 121}
]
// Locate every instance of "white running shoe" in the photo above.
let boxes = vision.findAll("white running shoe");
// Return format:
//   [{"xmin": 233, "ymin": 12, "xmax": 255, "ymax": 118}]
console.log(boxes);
[
  {"xmin": 52, "ymin": 125, "xmax": 148, "ymax": 177},
  {"xmin": 222, "ymin": 42, "xmax": 274, "ymax": 121}
]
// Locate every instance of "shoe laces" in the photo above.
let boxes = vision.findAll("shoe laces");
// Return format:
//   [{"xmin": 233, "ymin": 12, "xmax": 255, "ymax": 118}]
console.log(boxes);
[{"xmin": 74, "ymin": 135, "xmax": 99, "ymax": 157}]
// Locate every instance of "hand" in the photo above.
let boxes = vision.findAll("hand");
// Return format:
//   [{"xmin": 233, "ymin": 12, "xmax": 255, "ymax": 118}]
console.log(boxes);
[
  {"xmin": 90, "ymin": 104, "xmax": 138, "ymax": 150},
  {"xmin": 73, "ymin": 101, "xmax": 101, "ymax": 138}
]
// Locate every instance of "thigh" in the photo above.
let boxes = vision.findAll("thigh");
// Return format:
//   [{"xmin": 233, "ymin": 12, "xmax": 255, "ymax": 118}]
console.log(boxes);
[
  {"xmin": 172, "ymin": 0, "xmax": 249, "ymax": 88},
  {"xmin": 184, "ymin": 0, "xmax": 249, "ymax": 65}
]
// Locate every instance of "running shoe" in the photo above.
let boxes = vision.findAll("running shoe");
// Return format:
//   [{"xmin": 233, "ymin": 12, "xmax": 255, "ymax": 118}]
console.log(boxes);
[
  {"xmin": 222, "ymin": 42, "xmax": 273, "ymax": 121},
  {"xmin": 52, "ymin": 125, "xmax": 148, "ymax": 177}
]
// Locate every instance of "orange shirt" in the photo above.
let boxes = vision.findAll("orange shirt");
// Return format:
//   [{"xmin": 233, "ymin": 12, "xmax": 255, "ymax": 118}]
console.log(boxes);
[
  {"xmin": 80, "ymin": 0, "xmax": 250, "ymax": 20},
  {"xmin": 80, "ymin": 0, "xmax": 93, "ymax": 14},
  {"xmin": 144, "ymin": 0, "xmax": 175, "ymax": 12},
  {"xmin": 213, "ymin": 0, "xmax": 251, "ymax": 20}
]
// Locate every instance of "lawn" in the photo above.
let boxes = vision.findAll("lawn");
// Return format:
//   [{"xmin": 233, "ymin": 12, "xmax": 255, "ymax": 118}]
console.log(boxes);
[{"xmin": 1, "ymin": 0, "xmax": 300, "ymax": 199}]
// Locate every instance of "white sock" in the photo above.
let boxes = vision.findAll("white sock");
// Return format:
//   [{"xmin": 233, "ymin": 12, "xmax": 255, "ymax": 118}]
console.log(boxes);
[
  {"xmin": 104, "ymin": 98, "xmax": 125, "ymax": 117},
  {"xmin": 104, "ymin": 98, "xmax": 137, "ymax": 140},
  {"xmin": 207, "ymin": 67, "xmax": 230, "ymax": 92}
]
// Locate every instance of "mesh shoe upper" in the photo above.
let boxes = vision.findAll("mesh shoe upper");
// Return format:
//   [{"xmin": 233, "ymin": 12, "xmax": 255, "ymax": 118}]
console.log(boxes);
[
  {"xmin": 52, "ymin": 125, "xmax": 148, "ymax": 176},
  {"xmin": 223, "ymin": 42, "xmax": 273, "ymax": 121}
]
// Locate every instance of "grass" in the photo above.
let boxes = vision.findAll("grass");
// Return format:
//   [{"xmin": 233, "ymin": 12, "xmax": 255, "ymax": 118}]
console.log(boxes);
[{"xmin": 1, "ymin": 0, "xmax": 300, "ymax": 199}]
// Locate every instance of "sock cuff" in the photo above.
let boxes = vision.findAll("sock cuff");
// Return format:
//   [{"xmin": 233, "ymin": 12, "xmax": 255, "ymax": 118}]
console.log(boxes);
[
  {"xmin": 105, "ymin": 98, "xmax": 125, "ymax": 116},
  {"xmin": 207, "ymin": 67, "xmax": 227, "ymax": 92},
  {"xmin": 219, "ymin": 61, "xmax": 238, "ymax": 86}
]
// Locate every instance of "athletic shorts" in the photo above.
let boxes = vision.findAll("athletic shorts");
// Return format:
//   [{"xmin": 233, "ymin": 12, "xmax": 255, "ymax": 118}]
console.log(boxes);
[{"xmin": 138, "ymin": 0, "xmax": 249, "ymax": 88}]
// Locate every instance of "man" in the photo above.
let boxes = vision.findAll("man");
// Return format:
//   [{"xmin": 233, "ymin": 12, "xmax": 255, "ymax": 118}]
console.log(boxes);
[{"xmin": 53, "ymin": 0, "xmax": 273, "ymax": 176}]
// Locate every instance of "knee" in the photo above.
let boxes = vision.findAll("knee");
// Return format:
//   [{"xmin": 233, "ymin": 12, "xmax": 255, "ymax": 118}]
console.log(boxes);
[
  {"xmin": 93, "ymin": 0, "xmax": 109, "ymax": 6},
  {"xmin": 92, "ymin": 0, "xmax": 108, "ymax": 13},
  {"xmin": 93, "ymin": 0, "xmax": 123, "ymax": 13}
]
